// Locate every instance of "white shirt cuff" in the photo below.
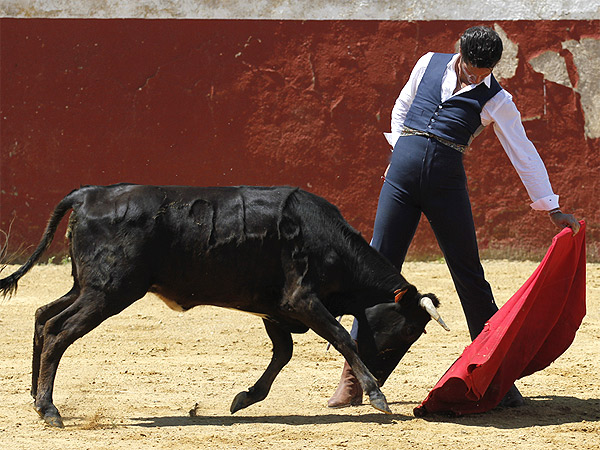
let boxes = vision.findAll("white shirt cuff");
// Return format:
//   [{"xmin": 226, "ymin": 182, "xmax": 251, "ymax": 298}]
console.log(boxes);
[{"xmin": 530, "ymin": 194, "xmax": 560, "ymax": 211}]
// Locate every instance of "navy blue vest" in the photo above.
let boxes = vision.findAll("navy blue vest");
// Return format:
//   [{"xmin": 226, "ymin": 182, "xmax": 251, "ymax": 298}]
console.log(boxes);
[{"xmin": 404, "ymin": 53, "xmax": 502, "ymax": 146}]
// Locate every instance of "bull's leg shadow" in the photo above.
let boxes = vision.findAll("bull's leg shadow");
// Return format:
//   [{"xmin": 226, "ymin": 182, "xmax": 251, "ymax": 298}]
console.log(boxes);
[{"xmin": 230, "ymin": 319, "xmax": 293, "ymax": 414}]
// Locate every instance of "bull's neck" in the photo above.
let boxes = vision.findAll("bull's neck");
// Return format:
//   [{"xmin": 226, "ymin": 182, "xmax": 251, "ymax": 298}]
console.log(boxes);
[{"xmin": 343, "ymin": 234, "xmax": 404, "ymax": 295}]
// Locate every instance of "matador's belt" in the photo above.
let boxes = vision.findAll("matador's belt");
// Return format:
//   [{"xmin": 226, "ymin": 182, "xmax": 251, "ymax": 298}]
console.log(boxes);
[{"xmin": 401, "ymin": 126, "xmax": 468, "ymax": 154}]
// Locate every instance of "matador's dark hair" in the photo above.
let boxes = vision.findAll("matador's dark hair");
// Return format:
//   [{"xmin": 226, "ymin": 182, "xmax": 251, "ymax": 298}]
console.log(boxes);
[{"xmin": 460, "ymin": 26, "xmax": 503, "ymax": 68}]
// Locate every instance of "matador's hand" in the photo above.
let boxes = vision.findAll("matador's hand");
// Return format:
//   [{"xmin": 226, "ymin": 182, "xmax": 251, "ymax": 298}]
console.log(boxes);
[{"xmin": 549, "ymin": 210, "xmax": 580, "ymax": 235}]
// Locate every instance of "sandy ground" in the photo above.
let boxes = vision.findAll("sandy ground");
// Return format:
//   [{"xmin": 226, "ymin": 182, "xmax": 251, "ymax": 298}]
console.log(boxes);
[{"xmin": 1, "ymin": 260, "xmax": 599, "ymax": 450}]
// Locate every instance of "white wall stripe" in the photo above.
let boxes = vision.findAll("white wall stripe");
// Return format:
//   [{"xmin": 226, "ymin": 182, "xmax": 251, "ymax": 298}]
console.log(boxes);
[{"xmin": 1, "ymin": 0, "xmax": 599, "ymax": 20}]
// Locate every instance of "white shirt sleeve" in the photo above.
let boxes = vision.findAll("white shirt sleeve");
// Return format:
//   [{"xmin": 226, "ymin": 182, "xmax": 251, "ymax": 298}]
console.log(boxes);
[
  {"xmin": 482, "ymin": 90, "xmax": 560, "ymax": 211},
  {"xmin": 387, "ymin": 53, "xmax": 434, "ymax": 147}
]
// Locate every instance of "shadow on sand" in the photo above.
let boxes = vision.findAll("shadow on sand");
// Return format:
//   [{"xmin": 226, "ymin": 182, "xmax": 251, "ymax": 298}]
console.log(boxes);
[
  {"xmin": 128, "ymin": 396, "xmax": 600, "ymax": 429},
  {"xmin": 416, "ymin": 395, "xmax": 600, "ymax": 429}
]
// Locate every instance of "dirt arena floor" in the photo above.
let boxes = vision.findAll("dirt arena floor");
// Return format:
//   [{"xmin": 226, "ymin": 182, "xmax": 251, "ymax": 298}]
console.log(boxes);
[{"xmin": 1, "ymin": 260, "xmax": 599, "ymax": 449}]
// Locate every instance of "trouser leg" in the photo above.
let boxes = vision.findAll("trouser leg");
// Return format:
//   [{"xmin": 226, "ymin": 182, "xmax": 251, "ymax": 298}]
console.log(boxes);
[
  {"xmin": 370, "ymin": 179, "xmax": 422, "ymax": 270},
  {"xmin": 422, "ymin": 144, "xmax": 498, "ymax": 340}
]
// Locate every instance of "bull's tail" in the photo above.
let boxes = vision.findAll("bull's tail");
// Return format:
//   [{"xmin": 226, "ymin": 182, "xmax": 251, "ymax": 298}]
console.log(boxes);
[{"xmin": 0, "ymin": 190, "xmax": 79, "ymax": 298}]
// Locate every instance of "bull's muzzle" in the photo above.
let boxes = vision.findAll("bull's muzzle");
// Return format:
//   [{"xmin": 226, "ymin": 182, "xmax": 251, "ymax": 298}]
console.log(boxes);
[{"xmin": 419, "ymin": 297, "xmax": 450, "ymax": 331}]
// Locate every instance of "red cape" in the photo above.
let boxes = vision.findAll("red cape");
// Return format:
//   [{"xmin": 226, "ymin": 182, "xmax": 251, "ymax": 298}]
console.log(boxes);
[{"xmin": 414, "ymin": 221, "xmax": 586, "ymax": 416}]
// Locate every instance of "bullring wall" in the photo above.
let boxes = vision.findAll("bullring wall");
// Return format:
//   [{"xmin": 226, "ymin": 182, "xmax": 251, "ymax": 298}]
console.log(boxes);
[{"xmin": 1, "ymin": 2, "xmax": 599, "ymax": 261}]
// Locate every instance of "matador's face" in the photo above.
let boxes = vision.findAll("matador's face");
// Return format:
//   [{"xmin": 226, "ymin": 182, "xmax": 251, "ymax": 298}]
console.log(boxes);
[{"xmin": 458, "ymin": 54, "xmax": 494, "ymax": 85}]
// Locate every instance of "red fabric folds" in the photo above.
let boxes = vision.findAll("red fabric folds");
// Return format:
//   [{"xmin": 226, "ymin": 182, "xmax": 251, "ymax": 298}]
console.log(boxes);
[{"xmin": 415, "ymin": 221, "xmax": 586, "ymax": 416}]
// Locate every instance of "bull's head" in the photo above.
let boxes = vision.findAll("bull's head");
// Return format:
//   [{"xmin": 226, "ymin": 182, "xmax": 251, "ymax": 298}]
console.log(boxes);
[{"xmin": 356, "ymin": 288, "xmax": 448, "ymax": 386}]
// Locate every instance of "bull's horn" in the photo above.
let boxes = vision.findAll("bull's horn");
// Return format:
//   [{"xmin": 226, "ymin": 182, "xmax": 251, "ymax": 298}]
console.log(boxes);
[{"xmin": 419, "ymin": 297, "xmax": 450, "ymax": 331}]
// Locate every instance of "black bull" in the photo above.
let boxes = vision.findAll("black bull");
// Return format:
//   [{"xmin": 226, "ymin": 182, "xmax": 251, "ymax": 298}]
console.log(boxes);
[{"xmin": 0, "ymin": 184, "xmax": 447, "ymax": 427}]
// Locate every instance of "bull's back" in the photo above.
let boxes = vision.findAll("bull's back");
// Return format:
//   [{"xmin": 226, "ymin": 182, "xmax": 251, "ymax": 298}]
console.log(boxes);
[
  {"xmin": 68, "ymin": 185, "xmax": 299, "ymax": 310},
  {"xmin": 158, "ymin": 185, "xmax": 298, "ymax": 246},
  {"xmin": 153, "ymin": 186, "xmax": 300, "ymax": 305},
  {"xmin": 67, "ymin": 184, "xmax": 366, "ymax": 313},
  {"xmin": 71, "ymin": 184, "xmax": 298, "ymax": 248}
]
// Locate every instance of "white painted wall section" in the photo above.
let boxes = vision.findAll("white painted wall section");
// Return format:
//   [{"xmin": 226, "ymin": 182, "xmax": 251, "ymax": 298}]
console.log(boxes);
[{"xmin": 1, "ymin": 0, "xmax": 599, "ymax": 19}]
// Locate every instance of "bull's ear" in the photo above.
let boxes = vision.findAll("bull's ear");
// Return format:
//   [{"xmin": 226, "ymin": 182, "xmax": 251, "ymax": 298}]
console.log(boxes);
[{"xmin": 394, "ymin": 288, "xmax": 407, "ymax": 303}]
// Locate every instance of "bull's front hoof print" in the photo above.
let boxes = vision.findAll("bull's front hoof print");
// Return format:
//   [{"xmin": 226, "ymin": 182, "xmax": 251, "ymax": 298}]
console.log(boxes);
[{"xmin": 369, "ymin": 392, "xmax": 393, "ymax": 415}]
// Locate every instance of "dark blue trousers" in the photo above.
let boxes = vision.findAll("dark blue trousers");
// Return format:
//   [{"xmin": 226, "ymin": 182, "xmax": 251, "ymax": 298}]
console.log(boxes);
[{"xmin": 352, "ymin": 134, "xmax": 498, "ymax": 341}]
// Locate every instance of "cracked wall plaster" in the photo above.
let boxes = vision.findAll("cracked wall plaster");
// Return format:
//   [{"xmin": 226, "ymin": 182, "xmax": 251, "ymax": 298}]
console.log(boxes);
[
  {"xmin": 562, "ymin": 38, "xmax": 600, "ymax": 139},
  {"xmin": 492, "ymin": 24, "xmax": 519, "ymax": 81},
  {"xmin": 529, "ymin": 51, "xmax": 573, "ymax": 88}
]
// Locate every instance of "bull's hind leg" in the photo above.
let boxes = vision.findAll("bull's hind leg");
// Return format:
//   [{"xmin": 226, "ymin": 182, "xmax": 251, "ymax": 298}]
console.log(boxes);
[
  {"xmin": 230, "ymin": 319, "xmax": 293, "ymax": 414},
  {"xmin": 32, "ymin": 285, "xmax": 80, "ymax": 399},
  {"xmin": 285, "ymin": 289, "xmax": 392, "ymax": 414},
  {"xmin": 34, "ymin": 288, "xmax": 138, "ymax": 427}
]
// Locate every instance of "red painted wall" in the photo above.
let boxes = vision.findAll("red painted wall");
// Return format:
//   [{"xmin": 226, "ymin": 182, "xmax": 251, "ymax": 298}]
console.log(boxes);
[{"xmin": 1, "ymin": 19, "xmax": 598, "ymax": 261}]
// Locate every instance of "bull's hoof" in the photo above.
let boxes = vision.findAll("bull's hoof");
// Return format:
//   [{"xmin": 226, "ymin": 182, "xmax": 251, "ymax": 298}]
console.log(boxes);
[
  {"xmin": 231, "ymin": 385, "xmax": 265, "ymax": 414},
  {"xmin": 368, "ymin": 391, "xmax": 392, "ymax": 415},
  {"xmin": 44, "ymin": 414, "xmax": 65, "ymax": 428},
  {"xmin": 36, "ymin": 410, "xmax": 64, "ymax": 428},
  {"xmin": 230, "ymin": 391, "xmax": 251, "ymax": 414},
  {"xmin": 34, "ymin": 403, "xmax": 64, "ymax": 428}
]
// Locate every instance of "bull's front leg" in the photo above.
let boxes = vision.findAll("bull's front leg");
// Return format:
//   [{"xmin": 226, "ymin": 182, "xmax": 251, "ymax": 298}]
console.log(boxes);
[
  {"xmin": 230, "ymin": 319, "xmax": 293, "ymax": 414},
  {"xmin": 283, "ymin": 288, "xmax": 392, "ymax": 415}
]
